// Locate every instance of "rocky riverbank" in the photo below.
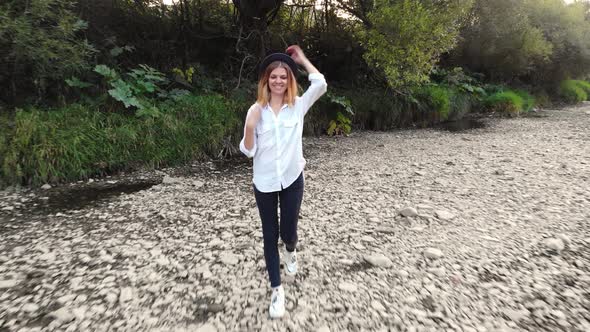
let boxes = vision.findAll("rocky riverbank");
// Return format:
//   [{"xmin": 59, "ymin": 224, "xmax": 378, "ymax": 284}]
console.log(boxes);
[{"xmin": 1, "ymin": 106, "xmax": 589, "ymax": 332}]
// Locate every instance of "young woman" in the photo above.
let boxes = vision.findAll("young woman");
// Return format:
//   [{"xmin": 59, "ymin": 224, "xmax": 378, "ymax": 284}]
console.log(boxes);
[{"xmin": 239, "ymin": 45, "xmax": 327, "ymax": 318}]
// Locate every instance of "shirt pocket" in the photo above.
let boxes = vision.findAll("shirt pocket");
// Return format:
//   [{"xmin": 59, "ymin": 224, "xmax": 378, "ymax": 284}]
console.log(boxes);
[
  {"xmin": 256, "ymin": 123, "xmax": 274, "ymax": 149},
  {"xmin": 281, "ymin": 118, "xmax": 300, "ymax": 129}
]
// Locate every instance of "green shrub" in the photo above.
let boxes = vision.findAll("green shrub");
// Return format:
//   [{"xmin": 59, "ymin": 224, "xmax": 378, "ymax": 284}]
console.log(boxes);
[
  {"xmin": 559, "ymin": 80, "xmax": 587, "ymax": 103},
  {"xmin": 0, "ymin": 115, "xmax": 13, "ymax": 187},
  {"xmin": 448, "ymin": 90, "xmax": 477, "ymax": 120},
  {"xmin": 515, "ymin": 90, "xmax": 535, "ymax": 112},
  {"xmin": 327, "ymin": 112, "xmax": 352, "ymax": 136},
  {"xmin": 485, "ymin": 91, "xmax": 524, "ymax": 116},
  {"xmin": 0, "ymin": 0, "xmax": 95, "ymax": 103},
  {"xmin": 573, "ymin": 80, "xmax": 590, "ymax": 97},
  {"xmin": 0, "ymin": 94, "xmax": 238, "ymax": 186},
  {"xmin": 412, "ymin": 84, "xmax": 452, "ymax": 123},
  {"xmin": 425, "ymin": 85, "xmax": 451, "ymax": 121},
  {"xmin": 306, "ymin": 90, "xmax": 365, "ymax": 134},
  {"xmin": 533, "ymin": 89, "xmax": 551, "ymax": 108},
  {"xmin": 345, "ymin": 89, "xmax": 409, "ymax": 131}
]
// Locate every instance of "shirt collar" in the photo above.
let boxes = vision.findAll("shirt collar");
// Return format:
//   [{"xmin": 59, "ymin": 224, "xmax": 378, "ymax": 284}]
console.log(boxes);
[{"xmin": 264, "ymin": 103, "xmax": 289, "ymax": 111}]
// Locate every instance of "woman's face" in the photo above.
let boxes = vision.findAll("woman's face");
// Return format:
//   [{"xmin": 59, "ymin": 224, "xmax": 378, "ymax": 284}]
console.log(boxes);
[{"xmin": 268, "ymin": 67, "xmax": 288, "ymax": 97}]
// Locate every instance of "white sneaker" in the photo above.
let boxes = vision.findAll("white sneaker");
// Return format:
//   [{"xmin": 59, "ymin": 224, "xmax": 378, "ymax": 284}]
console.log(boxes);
[
  {"xmin": 269, "ymin": 285, "xmax": 285, "ymax": 318},
  {"xmin": 284, "ymin": 249, "xmax": 297, "ymax": 276}
]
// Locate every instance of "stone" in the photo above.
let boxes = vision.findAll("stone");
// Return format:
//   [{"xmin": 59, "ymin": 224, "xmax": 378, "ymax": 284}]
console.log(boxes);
[
  {"xmin": 399, "ymin": 207, "xmax": 418, "ymax": 217},
  {"xmin": 371, "ymin": 300, "xmax": 386, "ymax": 312},
  {"xmin": 162, "ymin": 176, "xmax": 179, "ymax": 184},
  {"xmin": 22, "ymin": 303, "xmax": 40, "ymax": 313},
  {"xmin": 338, "ymin": 282, "xmax": 358, "ymax": 292},
  {"xmin": 105, "ymin": 293, "xmax": 118, "ymax": 304},
  {"xmin": 396, "ymin": 270, "xmax": 409, "ymax": 278},
  {"xmin": 38, "ymin": 252, "xmax": 56, "ymax": 262},
  {"xmin": 219, "ymin": 253, "xmax": 239, "ymax": 265},
  {"xmin": 556, "ymin": 234, "xmax": 572, "ymax": 247},
  {"xmin": 41, "ymin": 184, "xmax": 52, "ymax": 190},
  {"xmin": 364, "ymin": 253, "xmax": 393, "ymax": 267},
  {"xmin": 195, "ymin": 323, "xmax": 217, "ymax": 332},
  {"xmin": 544, "ymin": 238, "xmax": 565, "ymax": 252},
  {"xmin": 49, "ymin": 307, "xmax": 75, "ymax": 323},
  {"xmin": 119, "ymin": 287, "xmax": 133, "ymax": 303},
  {"xmin": 434, "ymin": 210, "xmax": 455, "ymax": 221},
  {"xmin": 424, "ymin": 248, "xmax": 443, "ymax": 259},
  {"xmin": 367, "ymin": 216, "xmax": 380, "ymax": 223},
  {"xmin": 427, "ymin": 267, "xmax": 445, "ymax": 277},
  {"xmin": 503, "ymin": 309, "xmax": 528, "ymax": 322},
  {"xmin": 0, "ymin": 279, "xmax": 19, "ymax": 289}
]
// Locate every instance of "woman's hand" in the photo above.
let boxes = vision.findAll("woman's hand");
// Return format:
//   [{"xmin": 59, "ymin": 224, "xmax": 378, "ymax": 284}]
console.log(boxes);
[
  {"xmin": 246, "ymin": 103, "xmax": 263, "ymax": 129},
  {"xmin": 286, "ymin": 45, "xmax": 308, "ymax": 65},
  {"xmin": 286, "ymin": 45, "xmax": 320, "ymax": 74}
]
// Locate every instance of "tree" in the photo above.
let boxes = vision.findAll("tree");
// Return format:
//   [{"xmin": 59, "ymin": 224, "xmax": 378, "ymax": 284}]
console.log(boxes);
[
  {"xmin": 525, "ymin": 0, "xmax": 590, "ymax": 83},
  {"xmin": 453, "ymin": 0, "xmax": 553, "ymax": 83},
  {"xmin": 359, "ymin": 0, "xmax": 473, "ymax": 88},
  {"xmin": 233, "ymin": 0, "xmax": 285, "ymax": 57},
  {"xmin": 0, "ymin": 0, "xmax": 95, "ymax": 106}
]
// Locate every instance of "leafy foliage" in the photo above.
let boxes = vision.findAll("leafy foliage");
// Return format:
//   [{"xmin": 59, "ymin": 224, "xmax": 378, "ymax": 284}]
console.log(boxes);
[
  {"xmin": 454, "ymin": 0, "xmax": 590, "ymax": 88},
  {"xmin": 361, "ymin": 0, "xmax": 473, "ymax": 88},
  {"xmin": 0, "ymin": 0, "xmax": 95, "ymax": 104},
  {"xmin": 432, "ymin": 67, "xmax": 485, "ymax": 97},
  {"xmin": 454, "ymin": 0, "xmax": 553, "ymax": 82},
  {"xmin": 327, "ymin": 112, "xmax": 352, "ymax": 136},
  {"xmin": 485, "ymin": 90, "xmax": 535, "ymax": 116},
  {"xmin": 525, "ymin": 0, "xmax": 590, "ymax": 84},
  {"xmin": 419, "ymin": 85, "xmax": 452, "ymax": 121},
  {"xmin": 559, "ymin": 80, "xmax": 588, "ymax": 103},
  {"xmin": 0, "ymin": 95, "xmax": 238, "ymax": 186},
  {"xmin": 572, "ymin": 80, "xmax": 590, "ymax": 96},
  {"xmin": 94, "ymin": 64, "xmax": 174, "ymax": 118}
]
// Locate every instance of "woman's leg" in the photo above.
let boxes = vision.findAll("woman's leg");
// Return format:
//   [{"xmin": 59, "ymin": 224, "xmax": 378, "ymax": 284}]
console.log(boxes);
[
  {"xmin": 253, "ymin": 185, "xmax": 281, "ymax": 288},
  {"xmin": 279, "ymin": 172, "xmax": 304, "ymax": 252}
]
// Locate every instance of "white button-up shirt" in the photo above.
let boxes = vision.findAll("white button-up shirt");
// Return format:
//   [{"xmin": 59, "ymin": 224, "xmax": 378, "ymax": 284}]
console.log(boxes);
[{"xmin": 239, "ymin": 73, "xmax": 327, "ymax": 193}]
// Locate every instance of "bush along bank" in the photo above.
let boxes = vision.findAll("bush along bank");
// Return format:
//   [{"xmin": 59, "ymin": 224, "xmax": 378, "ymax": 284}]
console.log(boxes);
[
  {"xmin": 559, "ymin": 80, "xmax": 590, "ymax": 104},
  {"xmin": 4, "ymin": 74, "xmax": 588, "ymax": 188},
  {"xmin": 0, "ymin": 94, "xmax": 238, "ymax": 187}
]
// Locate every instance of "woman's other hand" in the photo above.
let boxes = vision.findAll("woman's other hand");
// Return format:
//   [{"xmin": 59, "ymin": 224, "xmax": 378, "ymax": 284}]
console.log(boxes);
[{"xmin": 246, "ymin": 103, "xmax": 263, "ymax": 129}]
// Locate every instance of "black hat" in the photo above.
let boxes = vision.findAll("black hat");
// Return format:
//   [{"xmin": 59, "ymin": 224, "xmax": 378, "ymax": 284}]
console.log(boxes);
[{"xmin": 259, "ymin": 53, "xmax": 298, "ymax": 77}]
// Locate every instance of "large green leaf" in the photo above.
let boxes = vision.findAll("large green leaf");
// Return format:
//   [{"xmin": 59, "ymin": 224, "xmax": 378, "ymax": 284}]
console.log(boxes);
[{"xmin": 94, "ymin": 65, "xmax": 118, "ymax": 80}]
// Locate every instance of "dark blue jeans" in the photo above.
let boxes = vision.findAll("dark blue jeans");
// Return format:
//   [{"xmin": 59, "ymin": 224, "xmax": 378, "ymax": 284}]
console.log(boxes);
[{"xmin": 254, "ymin": 172, "xmax": 304, "ymax": 288}]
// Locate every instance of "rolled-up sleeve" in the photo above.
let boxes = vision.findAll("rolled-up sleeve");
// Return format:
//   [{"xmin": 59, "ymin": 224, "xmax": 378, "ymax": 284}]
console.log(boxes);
[
  {"xmin": 239, "ymin": 135, "xmax": 256, "ymax": 158},
  {"xmin": 239, "ymin": 107, "xmax": 257, "ymax": 158},
  {"xmin": 300, "ymin": 73, "xmax": 328, "ymax": 116}
]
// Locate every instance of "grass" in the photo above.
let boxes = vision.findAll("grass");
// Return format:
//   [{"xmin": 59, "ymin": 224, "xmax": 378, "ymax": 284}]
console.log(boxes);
[
  {"xmin": 485, "ymin": 90, "xmax": 526, "ymax": 116},
  {"xmin": 559, "ymin": 80, "xmax": 588, "ymax": 103},
  {"xmin": 0, "ymin": 94, "xmax": 237, "ymax": 186}
]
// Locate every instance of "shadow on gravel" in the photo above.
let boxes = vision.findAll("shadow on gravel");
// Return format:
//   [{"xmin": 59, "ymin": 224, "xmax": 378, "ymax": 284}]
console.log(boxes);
[
  {"xmin": 434, "ymin": 118, "xmax": 486, "ymax": 132},
  {"xmin": 31, "ymin": 181, "xmax": 159, "ymax": 214},
  {"xmin": 346, "ymin": 261, "xmax": 374, "ymax": 272}
]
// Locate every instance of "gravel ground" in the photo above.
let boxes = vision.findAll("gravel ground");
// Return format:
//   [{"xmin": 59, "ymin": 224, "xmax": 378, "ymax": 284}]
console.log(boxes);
[{"xmin": 1, "ymin": 106, "xmax": 589, "ymax": 332}]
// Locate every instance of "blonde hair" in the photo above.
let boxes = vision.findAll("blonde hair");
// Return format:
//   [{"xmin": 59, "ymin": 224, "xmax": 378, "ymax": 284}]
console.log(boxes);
[{"xmin": 257, "ymin": 61, "xmax": 298, "ymax": 107}]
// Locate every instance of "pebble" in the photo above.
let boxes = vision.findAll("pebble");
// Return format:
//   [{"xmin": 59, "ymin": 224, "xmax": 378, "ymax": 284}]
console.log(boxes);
[
  {"xmin": 0, "ymin": 279, "xmax": 19, "ymax": 289},
  {"xmin": 399, "ymin": 207, "xmax": 418, "ymax": 217},
  {"xmin": 364, "ymin": 253, "xmax": 393, "ymax": 267},
  {"xmin": 434, "ymin": 210, "xmax": 455, "ymax": 221},
  {"xmin": 338, "ymin": 282, "xmax": 358, "ymax": 292},
  {"xmin": 544, "ymin": 238, "xmax": 565, "ymax": 252},
  {"xmin": 424, "ymin": 248, "xmax": 443, "ymax": 259}
]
